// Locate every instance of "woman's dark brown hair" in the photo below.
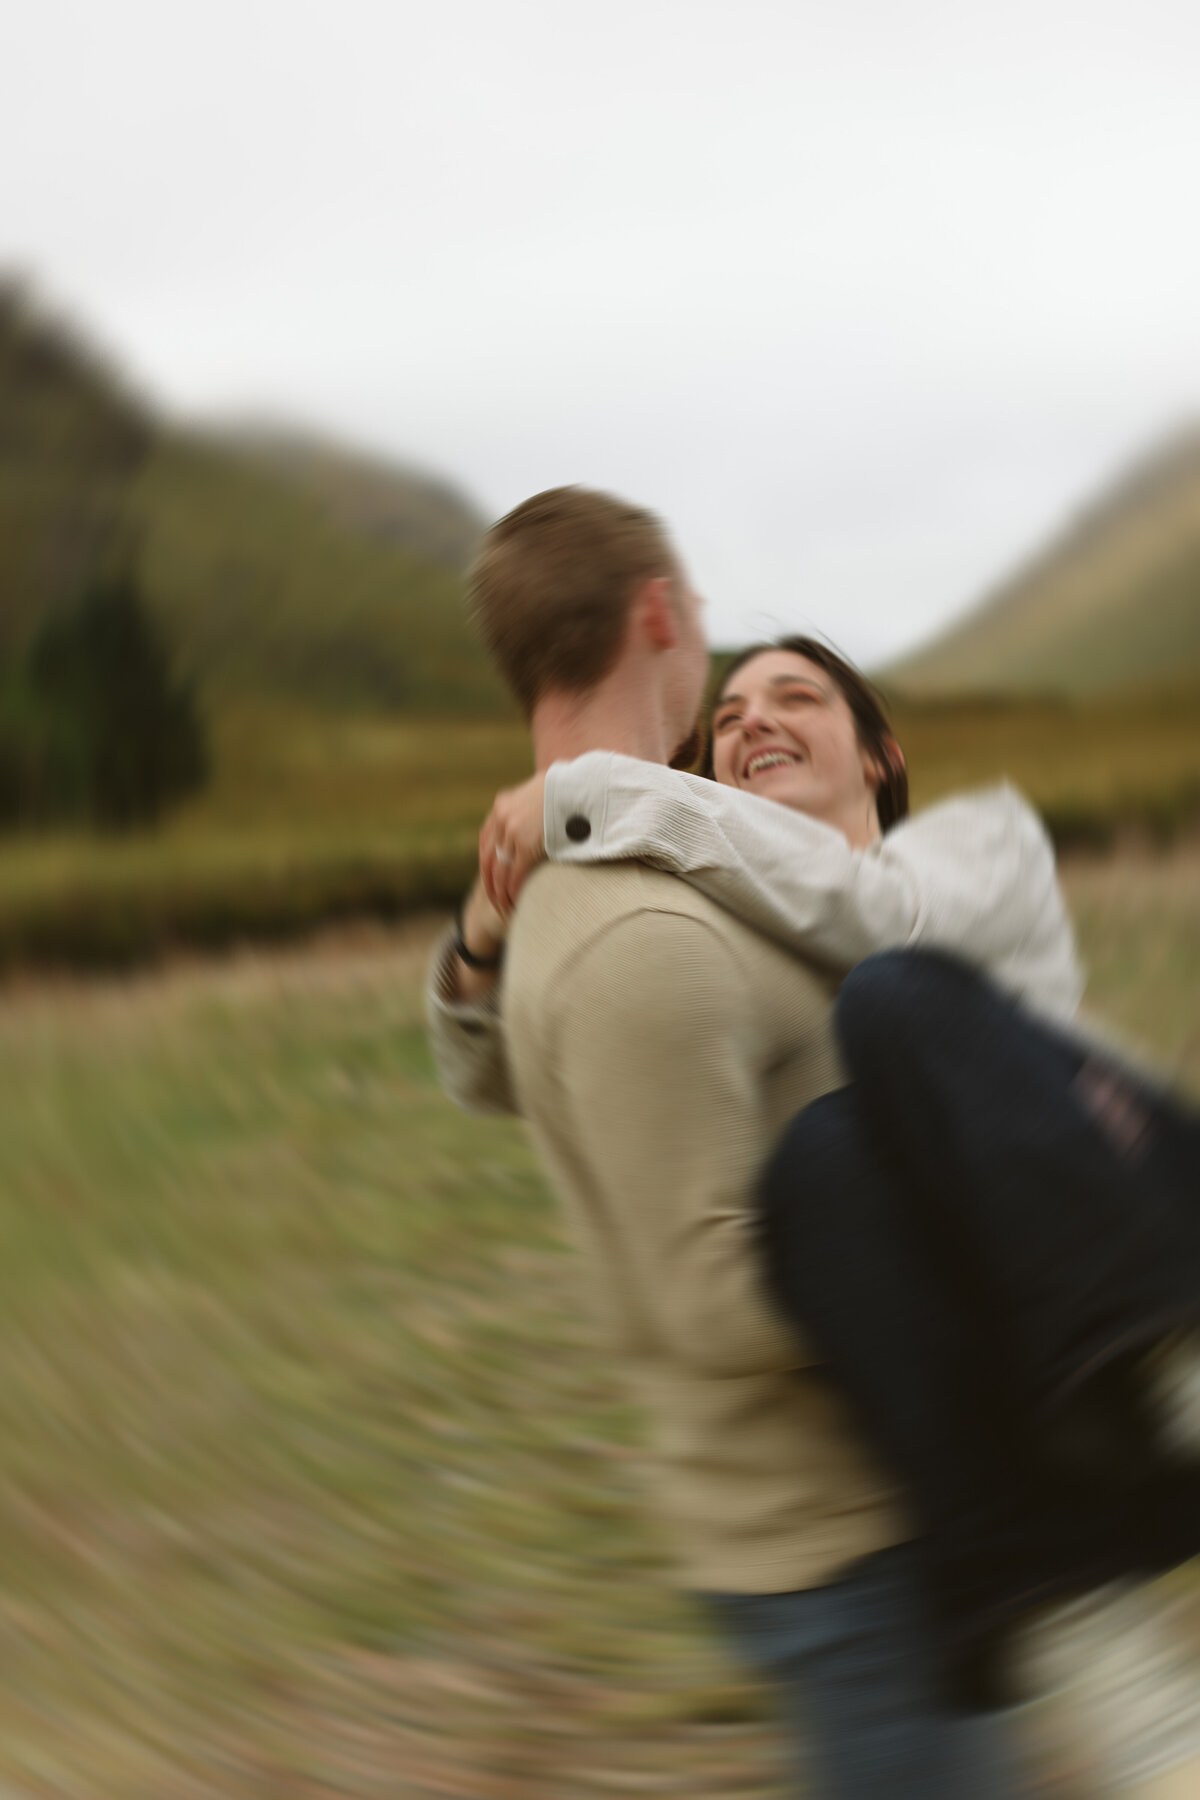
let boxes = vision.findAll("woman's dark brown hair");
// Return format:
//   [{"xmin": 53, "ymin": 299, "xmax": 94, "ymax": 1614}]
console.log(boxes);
[{"xmin": 704, "ymin": 635, "xmax": 909, "ymax": 832}]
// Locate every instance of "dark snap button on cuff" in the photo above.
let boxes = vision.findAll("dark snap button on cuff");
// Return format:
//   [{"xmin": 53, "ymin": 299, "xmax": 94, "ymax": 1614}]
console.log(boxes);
[{"xmin": 565, "ymin": 814, "xmax": 592, "ymax": 843}]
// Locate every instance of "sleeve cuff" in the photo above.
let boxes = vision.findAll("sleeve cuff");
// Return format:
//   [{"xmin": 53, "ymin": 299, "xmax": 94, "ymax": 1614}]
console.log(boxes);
[
  {"xmin": 427, "ymin": 925, "xmax": 502, "ymax": 1022},
  {"xmin": 544, "ymin": 752, "xmax": 615, "ymax": 861}
]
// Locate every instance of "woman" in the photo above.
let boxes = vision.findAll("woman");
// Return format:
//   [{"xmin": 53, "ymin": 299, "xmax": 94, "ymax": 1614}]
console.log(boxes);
[
  {"xmin": 429, "ymin": 636, "xmax": 1200, "ymax": 1793},
  {"xmin": 471, "ymin": 637, "xmax": 1082, "ymax": 1025},
  {"xmin": 438, "ymin": 635, "xmax": 1084, "ymax": 1122}
]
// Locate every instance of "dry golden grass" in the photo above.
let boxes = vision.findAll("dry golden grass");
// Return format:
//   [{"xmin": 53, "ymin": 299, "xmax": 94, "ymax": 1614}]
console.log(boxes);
[
  {"xmin": 894, "ymin": 688, "xmax": 1200, "ymax": 844},
  {"xmin": 0, "ymin": 683, "xmax": 1196, "ymax": 974},
  {"xmin": 1063, "ymin": 847, "xmax": 1200, "ymax": 1093}
]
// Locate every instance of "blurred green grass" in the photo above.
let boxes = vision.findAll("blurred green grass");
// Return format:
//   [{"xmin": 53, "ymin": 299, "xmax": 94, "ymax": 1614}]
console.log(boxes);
[
  {"xmin": 0, "ymin": 862, "xmax": 1195, "ymax": 1796},
  {"xmin": 0, "ymin": 923, "xmax": 776, "ymax": 1797}
]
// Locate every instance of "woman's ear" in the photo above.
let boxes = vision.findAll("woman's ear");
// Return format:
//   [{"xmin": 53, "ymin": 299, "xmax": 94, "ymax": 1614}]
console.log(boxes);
[
  {"xmin": 881, "ymin": 734, "xmax": 906, "ymax": 782},
  {"xmin": 864, "ymin": 733, "xmax": 906, "ymax": 793}
]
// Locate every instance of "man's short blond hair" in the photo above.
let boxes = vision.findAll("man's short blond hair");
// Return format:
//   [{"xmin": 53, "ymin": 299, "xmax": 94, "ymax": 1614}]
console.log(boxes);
[{"xmin": 467, "ymin": 486, "xmax": 676, "ymax": 718}]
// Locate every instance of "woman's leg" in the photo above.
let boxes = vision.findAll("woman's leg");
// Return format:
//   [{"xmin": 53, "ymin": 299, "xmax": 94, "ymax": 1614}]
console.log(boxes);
[
  {"xmin": 833, "ymin": 948, "xmax": 1200, "ymax": 1414},
  {"xmin": 760, "ymin": 1087, "xmax": 1009, "ymax": 1528}
]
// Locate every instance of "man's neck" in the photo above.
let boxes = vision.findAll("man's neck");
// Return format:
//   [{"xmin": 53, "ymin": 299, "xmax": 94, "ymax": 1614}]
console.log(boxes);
[{"xmin": 530, "ymin": 679, "xmax": 675, "ymax": 771}]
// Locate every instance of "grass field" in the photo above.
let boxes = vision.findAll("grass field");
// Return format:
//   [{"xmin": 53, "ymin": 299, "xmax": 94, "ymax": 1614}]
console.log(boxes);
[
  {"xmin": 0, "ymin": 851, "xmax": 1196, "ymax": 1798},
  {"xmin": 1, "ymin": 684, "xmax": 1198, "ymax": 976},
  {"xmin": 891, "ymin": 686, "xmax": 1200, "ymax": 848},
  {"xmin": 0, "ymin": 709, "xmax": 534, "ymax": 972}
]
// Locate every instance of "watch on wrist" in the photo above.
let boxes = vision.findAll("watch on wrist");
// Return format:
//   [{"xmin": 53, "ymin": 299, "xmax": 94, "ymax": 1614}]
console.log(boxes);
[{"xmin": 453, "ymin": 903, "xmax": 504, "ymax": 971}]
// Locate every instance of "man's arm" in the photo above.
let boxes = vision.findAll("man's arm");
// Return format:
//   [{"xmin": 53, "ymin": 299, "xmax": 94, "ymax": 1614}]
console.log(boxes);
[
  {"xmin": 548, "ymin": 909, "xmax": 810, "ymax": 1379},
  {"xmin": 424, "ymin": 881, "xmax": 518, "ymax": 1116},
  {"xmin": 546, "ymin": 756, "xmax": 1083, "ymax": 1018}
]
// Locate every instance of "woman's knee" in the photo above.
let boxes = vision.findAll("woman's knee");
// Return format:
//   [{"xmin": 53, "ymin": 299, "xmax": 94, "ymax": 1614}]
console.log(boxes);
[{"xmin": 835, "ymin": 947, "xmax": 973, "ymax": 1064}]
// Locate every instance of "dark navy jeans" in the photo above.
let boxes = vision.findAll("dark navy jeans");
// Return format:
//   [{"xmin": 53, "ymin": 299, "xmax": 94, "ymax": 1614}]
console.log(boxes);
[
  {"xmin": 757, "ymin": 949, "xmax": 1200, "ymax": 1706},
  {"xmin": 829, "ymin": 948, "xmax": 1200, "ymax": 1413}
]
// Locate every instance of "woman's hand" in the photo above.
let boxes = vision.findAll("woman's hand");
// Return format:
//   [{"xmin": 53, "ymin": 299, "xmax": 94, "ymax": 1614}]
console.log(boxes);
[{"xmin": 479, "ymin": 772, "xmax": 548, "ymax": 915}]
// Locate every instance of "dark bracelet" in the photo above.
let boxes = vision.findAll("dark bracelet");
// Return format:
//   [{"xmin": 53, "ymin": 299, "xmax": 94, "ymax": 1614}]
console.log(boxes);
[{"xmin": 453, "ymin": 904, "xmax": 504, "ymax": 971}]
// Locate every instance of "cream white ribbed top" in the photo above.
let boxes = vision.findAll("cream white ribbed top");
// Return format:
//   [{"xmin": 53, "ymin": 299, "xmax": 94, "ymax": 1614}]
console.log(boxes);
[
  {"xmin": 544, "ymin": 756, "xmax": 1084, "ymax": 1020},
  {"xmin": 427, "ymin": 769, "xmax": 1087, "ymax": 1118}
]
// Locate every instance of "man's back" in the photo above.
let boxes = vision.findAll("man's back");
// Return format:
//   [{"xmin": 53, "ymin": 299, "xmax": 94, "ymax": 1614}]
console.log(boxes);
[{"xmin": 505, "ymin": 860, "xmax": 902, "ymax": 1592}]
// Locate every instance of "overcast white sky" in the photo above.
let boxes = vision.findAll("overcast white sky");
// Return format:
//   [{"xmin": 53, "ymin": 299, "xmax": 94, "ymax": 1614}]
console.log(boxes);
[{"xmin": 4, "ymin": 0, "xmax": 1199, "ymax": 662}]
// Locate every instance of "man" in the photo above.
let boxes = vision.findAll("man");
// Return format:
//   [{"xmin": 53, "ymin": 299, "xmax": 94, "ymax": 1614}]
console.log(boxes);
[{"xmin": 426, "ymin": 486, "xmax": 1026, "ymax": 1796}]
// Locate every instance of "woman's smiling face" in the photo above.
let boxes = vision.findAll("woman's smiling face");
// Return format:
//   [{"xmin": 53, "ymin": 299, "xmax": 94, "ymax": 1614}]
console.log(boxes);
[{"xmin": 710, "ymin": 648, "xmax": 884, "ymax": 843}]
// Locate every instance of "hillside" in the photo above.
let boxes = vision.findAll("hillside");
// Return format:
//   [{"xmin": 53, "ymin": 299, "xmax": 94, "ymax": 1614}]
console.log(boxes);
[
  {"xmin": 134, "ymin": 432, "xmax": 506, "ymax": 715},
  {"xmin": 0, "ymin": 282, "xmax": 156, "ymax": 657},
  {"xmin": 3, "ymin": 283, "xmax": 1198, "ymax": 972},
  {"xmin": 887, "ymin": 428, "xmax": 1200, "ymax": 697},
  {"xmin": 0, "ymin": 284, "xmax": 507, "ymax": 717},
  {"xmin": 220, "ymin": 424, "xmax": 485, "ymax": 572}
]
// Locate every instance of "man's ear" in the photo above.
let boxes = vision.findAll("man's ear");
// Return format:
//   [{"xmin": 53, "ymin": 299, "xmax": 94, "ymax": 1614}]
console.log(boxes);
[{"xmin": 638, "ymin": 575, "xmax": 679, "ymax": 652}]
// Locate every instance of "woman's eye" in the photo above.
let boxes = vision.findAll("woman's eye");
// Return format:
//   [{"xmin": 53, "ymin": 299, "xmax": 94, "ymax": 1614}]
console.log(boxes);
[{"xmin": 714, "ymin": 713, "xmax": 740, "ymax": 731}]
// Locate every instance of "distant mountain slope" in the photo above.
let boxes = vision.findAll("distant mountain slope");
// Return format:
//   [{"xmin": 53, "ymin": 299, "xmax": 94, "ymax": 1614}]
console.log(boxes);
[
  {"xmin": 135, "ymin": 433, "xmax": 507, "ymax": 715},
  {"xmin": 219, "ymin": 424, "xmax": 486, "ymax": 573},
  {"xmin": 0, "ymin": 281, "xmax": 156, "ymax": 657},
  {"xmin": 0, "ymin": 285, "xmax": 508, "ymax": 716},
  {"xmin": 887, "ymin": 429, "xmax": 1200, "ymax": 697}
]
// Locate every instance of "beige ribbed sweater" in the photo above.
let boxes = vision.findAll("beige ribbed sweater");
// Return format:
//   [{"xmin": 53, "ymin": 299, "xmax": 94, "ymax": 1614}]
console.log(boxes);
[{"xmin": 496, "ymin": 859, "xmax": 902, "ymax": 1594}]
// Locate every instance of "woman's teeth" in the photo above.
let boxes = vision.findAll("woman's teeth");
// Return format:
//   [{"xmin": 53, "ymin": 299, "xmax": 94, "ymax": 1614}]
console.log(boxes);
[{"xmin": 746, "ymin": 751, "xmax": 798, "ymax": 776}]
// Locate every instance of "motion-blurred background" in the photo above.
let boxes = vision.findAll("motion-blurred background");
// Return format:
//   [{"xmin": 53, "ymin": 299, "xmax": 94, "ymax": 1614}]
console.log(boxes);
[{"xmin": 1, "ymin": 1, "xmax": 1198, "ymax": 1794}]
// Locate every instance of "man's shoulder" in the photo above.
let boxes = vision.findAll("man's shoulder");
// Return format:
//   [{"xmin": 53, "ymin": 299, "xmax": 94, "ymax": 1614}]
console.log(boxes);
[
  {"xmin": 504, "ymin": 861, "xmax": 839, "ymax": 1116},
  {"xmin": 515, "ymin": 860, "xmax": 743, "ymax": 955},
  {"xmin": 508, "ymin": 860, "xmax": 826, "ymax": 997}
]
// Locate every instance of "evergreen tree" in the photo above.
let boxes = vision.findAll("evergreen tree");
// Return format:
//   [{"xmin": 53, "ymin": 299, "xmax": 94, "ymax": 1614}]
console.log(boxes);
[{"xmin": 11, "ymin": 565, "xmax": 208, "ymax": 828}]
